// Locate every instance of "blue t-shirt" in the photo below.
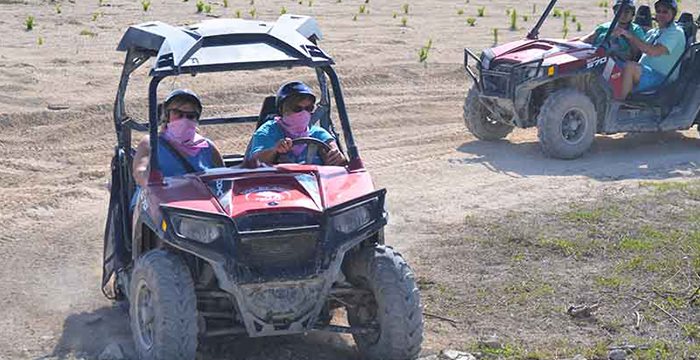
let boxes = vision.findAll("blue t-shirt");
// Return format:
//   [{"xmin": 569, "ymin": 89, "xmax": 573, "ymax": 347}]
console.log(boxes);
[
  {"xmin": 640, "ymin": 23, "xmax": 686, "ymax": 80},
  {"xmin": 592, "ymin": 21, "xmax": 647, "ymax": 60},
  {"xmin": 158, "ymin": 136, "xmax": 219, "ymax": 176},
  {"xmin": 248, "ymin": 120, "xmax": 334, "ymax": 165}
]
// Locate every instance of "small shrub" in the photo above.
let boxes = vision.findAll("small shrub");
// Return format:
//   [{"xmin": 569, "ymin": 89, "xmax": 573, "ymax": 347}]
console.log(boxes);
[
  {"xmin": 457, "ymin": 9, "xmax": 464, "ymax": 15},
  {"xmin": 552, "ymin": 8, "xmax": 562, "ymax": 17},
  {"xmin": 571, "ymin": 15, "xmax": 577, "ymax": 23},
  {"xmin": 25, "ymin": 16, "xmax": 35, "ymax": 31},
  {"xmin": 493, "ymin": 28, "xmax": 498, "ymax": 44},
  {"xmin": 563, "ymin": 10, "xmax": 571, "ymax": 17},
  {"xmin": 400, "ymin": 16, "xmax": 407, "ymax": 26},
  {"xmin": 576, "ymin": 22, "xmax": 582, "ymax": 31},
  {"xmin": 466, "ymin": 17, "xmax": 476, "ymax": 26},
  {"xmin": 235, "ymin": 9, "xmax": 241, "ymax": 18},
  {"xmin": 223, "ymin": 0, "xmax": 228, "ymax": 8},
  {"xmin": 249, "ymin": 7, "xmax": 256, "ymax": 18},
  {"xmin": 522, "ymin": 15, "xmax": 528, "ymax": 21},
  {"xmin": 204, "ymin": 3, "xmax": 211, "ymax": 13},
  {"xmin": 510, "ymin": 8, "xmax": 517, "ymax": 30},
  {"xmin": 418, "ymin": 38, "xmax": 432, "ymax": 63},
  {"xmin": 392, "ymin": 11, "xmax": 397, "ymax": 18},
  {"xmin": 80, "ymin": 29, "xmax": 97, "ymax": 37},
  {"xmin": 55, "ymin": 4, "xmax": 61, "ymax": 14},
  {"xmin": 359, "ymin": 4, "xmax": 366, "ymax": 14},
  {"xmin": 141, "ymin": 0, "xmax": 151, "ymax": 11},
  {"xmin": 37, "ymin": 36, "xmax": 44, "ymax": 45},
  {"xmin": 280, "ymin": 6, "xmax": 287, "ymax": 15},
  {"xmin": 477, "ymin": 6, "xmax": 485, "ymax": 17},
  {"xmin": 196, "ymin": 0, "xmax": 204, "ymax": 13},
  {"xmin": 402, "ymin": 3, "xmax": 409, "ymax": 14}
]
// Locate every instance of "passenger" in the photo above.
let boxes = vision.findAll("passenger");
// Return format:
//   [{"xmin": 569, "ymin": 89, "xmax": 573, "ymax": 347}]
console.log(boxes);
[
  {"xmin": 613, "ymin": 0, "xmax": 686, "ymax": 99},
  {"xmin": 634, "ymin": 5, "xmax": 653, "ymax": 33},
  {"xmin": 581, "ymin": 0, "xmax": 646, "ymax": 62},
  {"xmin": 132, "ymin": 89, "xmax": 223, "ymax": 188},
  {"xmin": 246, "ymin": 81, "xmax": 347, "ymax": 166}
]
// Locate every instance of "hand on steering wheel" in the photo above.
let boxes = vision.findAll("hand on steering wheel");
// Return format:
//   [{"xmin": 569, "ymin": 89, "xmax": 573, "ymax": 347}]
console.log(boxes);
[{"xmin": 274, "ymin": 137, "xmax": 332, "ymax": 164}]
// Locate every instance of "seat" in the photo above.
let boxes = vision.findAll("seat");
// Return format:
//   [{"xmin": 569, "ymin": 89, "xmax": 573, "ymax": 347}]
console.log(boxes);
[
  {"xmin": 677, "ymin": 12, "xmax": 697, "ymax": 46},
  {"xmin": 256, "ymin": 95, "xmax": 278, "ymax": 129}
]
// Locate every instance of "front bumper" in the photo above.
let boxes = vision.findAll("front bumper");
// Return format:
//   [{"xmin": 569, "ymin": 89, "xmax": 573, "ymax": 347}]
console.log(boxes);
[
  {"xmin": 464, "ymin": 48, "xmax": 546, "ymax": 99},
  {"xmin": 160, "ymin": 189, "xmax": 388, "ymax": 337}
]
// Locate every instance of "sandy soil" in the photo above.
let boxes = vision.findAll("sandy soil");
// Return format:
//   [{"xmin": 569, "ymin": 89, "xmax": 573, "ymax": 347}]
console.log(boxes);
[{"xmin": 1, "ymin": 0, "xmax": 699, "ymax": 359}]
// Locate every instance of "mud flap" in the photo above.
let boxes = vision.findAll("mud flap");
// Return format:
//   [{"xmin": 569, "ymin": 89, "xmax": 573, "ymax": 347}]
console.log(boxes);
[{"xmin": 101, "ymin": 148, "xmax": 133, "ymax": 300}]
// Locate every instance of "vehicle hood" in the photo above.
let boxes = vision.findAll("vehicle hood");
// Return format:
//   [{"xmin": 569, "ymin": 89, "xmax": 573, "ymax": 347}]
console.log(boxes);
[
  {"xmin": 195, "ymin": 164, "xmax": 376, "ymax": 218},
  {"xmin": 484, "ymin": 39, "xmax": 596, "ymax": 67}
]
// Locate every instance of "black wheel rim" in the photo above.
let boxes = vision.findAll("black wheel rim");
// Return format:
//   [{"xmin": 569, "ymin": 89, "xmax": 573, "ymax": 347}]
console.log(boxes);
[
  {"xmin": 560, "ymin": 108, "xmax": 587, "ymax": 144},
  {"xmin": 135, "ymin": 280, "xmax": 155, "ymax": 350}
]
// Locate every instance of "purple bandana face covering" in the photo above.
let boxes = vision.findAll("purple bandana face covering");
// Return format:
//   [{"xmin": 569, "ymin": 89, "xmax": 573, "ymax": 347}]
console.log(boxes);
[
  {"xmin": 162, "ymin": 118, "xmax": 208, "ymax": 157},
  {"xmin": 277, "ymin": 111, "xmax": 311, "ymax": 156}
]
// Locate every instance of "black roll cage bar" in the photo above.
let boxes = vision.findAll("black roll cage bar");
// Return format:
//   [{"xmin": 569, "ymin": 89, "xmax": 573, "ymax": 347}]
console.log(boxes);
[
  {"xmin": 114, "ymin": 48, "xmax": 361, "ymax": 186},
  {"xmin": 527, "ymin": 0, "xmax": 628, "ymax": 43}
]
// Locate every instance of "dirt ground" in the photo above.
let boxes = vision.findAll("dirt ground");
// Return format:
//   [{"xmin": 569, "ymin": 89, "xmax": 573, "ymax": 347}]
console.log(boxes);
[{"xmin": 1, "ymin": 0, "xmax": 700, "ymax": 359}]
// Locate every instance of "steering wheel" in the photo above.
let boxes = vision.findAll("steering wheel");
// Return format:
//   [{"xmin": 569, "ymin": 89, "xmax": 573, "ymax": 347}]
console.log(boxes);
[{"xmin": 275, "ymin": 137, "xmax": 332, "ymax": 164}]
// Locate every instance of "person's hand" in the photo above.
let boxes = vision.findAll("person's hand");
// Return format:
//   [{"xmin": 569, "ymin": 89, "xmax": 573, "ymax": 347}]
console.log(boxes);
[
  {"xmin": 275, "ymin": 138, "xmax": 293, "ymax": 154},
  {"xmin": 321, "ymin": 147, "xmax": 347, "ymax": 166},
  {"xmin": 612, "ymin": 27, "xmax": 628, "ymax": 38}
]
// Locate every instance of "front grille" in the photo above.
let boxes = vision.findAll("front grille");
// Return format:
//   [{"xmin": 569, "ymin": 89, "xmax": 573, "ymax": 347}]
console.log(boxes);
[
  {"xmin": 236, "ymin": 212, "xmax": 319, "ymax": 232},
  {"xmin": 237, "ymin": 231, "xmax": 319, "ymax": 269}
]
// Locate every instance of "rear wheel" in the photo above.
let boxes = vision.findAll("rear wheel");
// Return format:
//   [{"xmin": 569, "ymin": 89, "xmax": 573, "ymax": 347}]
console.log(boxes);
[
  {"xmin": 344, "ymin": 245, "xmax": 423, "ymax": 360},
  {"xmin": 463, "ymin": 85, "xmax": 514, "ymax": 140},
  {"xmin": 537, "ymin": 89, "xmax": 596, "ymax": 159},
  {"xmin": 130, "ymin": 249, "xmax": 198, "ymax": 360}
]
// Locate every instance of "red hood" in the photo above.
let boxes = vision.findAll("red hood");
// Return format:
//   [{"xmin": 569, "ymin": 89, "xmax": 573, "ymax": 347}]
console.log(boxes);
[
  {"xmin": 486, "ymin": 39, "xmax": 597, "ymax": 66},
  {"xmin": 191, "ymin": 164, "xmax": 376, "ymax": 218}
]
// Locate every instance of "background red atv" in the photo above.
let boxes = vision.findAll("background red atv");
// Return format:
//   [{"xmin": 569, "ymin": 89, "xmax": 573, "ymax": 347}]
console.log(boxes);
[
  {"xmin": 102, "ymin": 15, "xmax": 423, "ymax": 360},
  {"xmin": 463, "ymin": 0, "xmax": 700, "ymax": 159}
]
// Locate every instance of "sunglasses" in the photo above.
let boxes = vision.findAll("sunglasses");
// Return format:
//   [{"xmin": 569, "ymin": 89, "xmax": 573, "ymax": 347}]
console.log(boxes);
[
  {"xmin": 168, "ymin": 108, "xmax": 200, "ymax": 121},
  {"xmin": 655, "ymin": 8, "xmax": 672, "ymax": 14},
  {"xmin": 289, "ymin": 104, "xmax": 315, "ymax": 113}
]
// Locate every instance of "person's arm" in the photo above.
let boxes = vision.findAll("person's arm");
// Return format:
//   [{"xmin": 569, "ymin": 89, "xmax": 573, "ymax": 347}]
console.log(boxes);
[
  {"xmin": 132, "ymin": 135, "xmax": 151, "ymax": 187},
  {"xmin": 615, "ymin": 28, "xmax": 669, "ymax": 56},
  {"xmin": 251, "ymin": 138, "xmax": 293, "ymax": 164},
  {"xmin": 580, "ymin": 30, "xmax": 599, "ymax": 44},
  {"xmin": 321, "ymin": 140, "xmax": 348, "ymax": 166}
]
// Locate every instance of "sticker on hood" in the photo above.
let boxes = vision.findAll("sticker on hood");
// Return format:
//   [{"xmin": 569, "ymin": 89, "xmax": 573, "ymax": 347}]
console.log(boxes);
[{"xmin": 241, "ymin": 186, "xmax": 292, "ymax": 202}]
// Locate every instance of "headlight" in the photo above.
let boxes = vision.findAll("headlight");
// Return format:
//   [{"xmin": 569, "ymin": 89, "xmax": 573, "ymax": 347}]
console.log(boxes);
[
  {"xmin": 171, "ymin": 214, "xmax": 225, "ymax": 244},
  {"xmin": 331, "ymin": 199, "xmax": 377, "ymax": 235}
]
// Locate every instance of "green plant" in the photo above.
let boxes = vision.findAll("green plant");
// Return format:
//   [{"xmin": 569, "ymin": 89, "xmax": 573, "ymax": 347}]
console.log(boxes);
[
  {"xmin": 280, "ymin": 6, "xmax": 287, "ymax": 15},
  {"xmin": 141, "ymin": 0, "xmax": 151, "ymax": 11},
  {"xmin": 235, "ymin": 9, "xmax": 241, "ymax": 18},
  {"xmin": 493, "ymin": 28, "xmax": 498, "ymax": 44},
  {"xmin": 402, "ymin": 3, "xmax": 409, "ymax": 14},
  {"xmin": 352, "ymin": 14, "xmax": 357, "ymax": 21},
  {"xmin": 91, "ymin": 11, "xmax": 101, "ymax": 21},
  {"xmin": 457, "ymin": 9, "xmax": 464, "ymax": 15},
  {"xmin": 392, "ymin": 11, "xmax": 397, "ymax": 18},
  {"xmin": 552, "ymin": 8, "xmax": 562, "ymax": 17},
  {"xmin": 522, "ymin": 15, "xmax": 528, "ymax": 21},
  {"xmin": 196, "ymin": 0, "xmax": 204, "ymax": 13},
  {"xmin": 55, "ymin": 4, "xmax": 61, "ymax": 14},
  {"xmin": 223, "ymin": 0, "xmax": 228, "ymax": 7},
  {"xmin": 359, "ymin": 4, "xmax": 366, "ymax": 14},
  {"xmin": 577, "ymin": 22, "xmax": 582, "ymax": 31},
  {"xmin": 37, "ymin": 36, "xmax": 44, "ymax": 45},
  {"xmin": 249, "ymin": 7, "xmax": 256, "ymax": 18},
  {"xmin": 466, "ymin": 17, "xmax": 476, "ymax": 26},
  {"xmin": 204, "ymin": 3, "xmax": 211, "ymax": 13},
  {"xmin": 418, "ymin": 38, "xmax": 432, "ymax": 63},
  {"xmin": 80, "ymin": 29, "xmax": 97, "ymax": 37},
  {"xmin": 510, "ymin": 8, "xmax": 517, "ymax": 30},
  {"xmin": 571, "ymin": 15, "xmax": 577, "ymax": 22},
  {"xmin": 477, "ymin": 6, "xmax": 485, "ymax": 17},
  {"xmin": 400, "ymin": 16, "xmax": 407, "ymax": 26},
  {"xmin": 563, "ymin": 23, "xmax": 569, "ymax": 38},
  {"xmin": 25, "ymin": 16, "xmax": 35, "ymax": 31},
  {"xmin": 308, "ymin": 0, "xmax": 313, "ymax": 6}
]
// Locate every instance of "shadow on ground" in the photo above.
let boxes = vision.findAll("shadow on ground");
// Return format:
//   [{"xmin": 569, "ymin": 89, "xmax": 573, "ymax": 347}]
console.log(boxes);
[
  {"xmin": 46, "ymin": 305, "xmax": 359, "ymax": 360},
  {"xmin": 453, "ymin": 132, "xmax": 700, "ymax": 180}
]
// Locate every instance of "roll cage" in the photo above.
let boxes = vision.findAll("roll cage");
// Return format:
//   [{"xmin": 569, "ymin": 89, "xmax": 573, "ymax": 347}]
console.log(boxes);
[{"xmin": 113, "ymin": 16, "xmax": 362, "ymax": 186}]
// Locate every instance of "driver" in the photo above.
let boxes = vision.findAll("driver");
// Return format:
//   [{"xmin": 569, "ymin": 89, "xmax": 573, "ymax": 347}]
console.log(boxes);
[
  {"xmin": 246, "ymin": 81, "xmax": 347, "ymax": 166},
  {"xmin": 132, "ymin": 89, "xmax": 224, "ymax": 188},
  {"xmin": 613, "ymin": 0, "xmax": 686, "ymax": 99},
  {"xmin": 581, "ymin": 0, "xmax": 646, "ymax": 62}
]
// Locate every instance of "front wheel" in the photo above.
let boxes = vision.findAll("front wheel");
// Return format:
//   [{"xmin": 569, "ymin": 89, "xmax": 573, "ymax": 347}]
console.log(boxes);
[
  {"xmin": 463, "ymin": 86, "xmax": 514, "ymax": 140},
  {"xmin": 343, "ymin": 245, "xmax": 423, "ymax": 360},
  {"xmin": 130, "ymin": 249, "xmax": 198, "ymax": 360},
  {"xmin": 537, "ymin": 89, "xmax": 597, "ymax": 159}
]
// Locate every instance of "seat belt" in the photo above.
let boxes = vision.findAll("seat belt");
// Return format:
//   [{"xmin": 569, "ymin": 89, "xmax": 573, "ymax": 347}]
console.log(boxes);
[{"xmin": 158, "ymin": 136, "xmax": 197, "ymax": 174}]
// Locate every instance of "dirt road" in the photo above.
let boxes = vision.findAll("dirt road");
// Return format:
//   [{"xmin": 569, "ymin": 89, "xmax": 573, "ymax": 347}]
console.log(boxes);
[{"xmin": 1, "ymin": 0, "xmax": 699, "ymax": 359}]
